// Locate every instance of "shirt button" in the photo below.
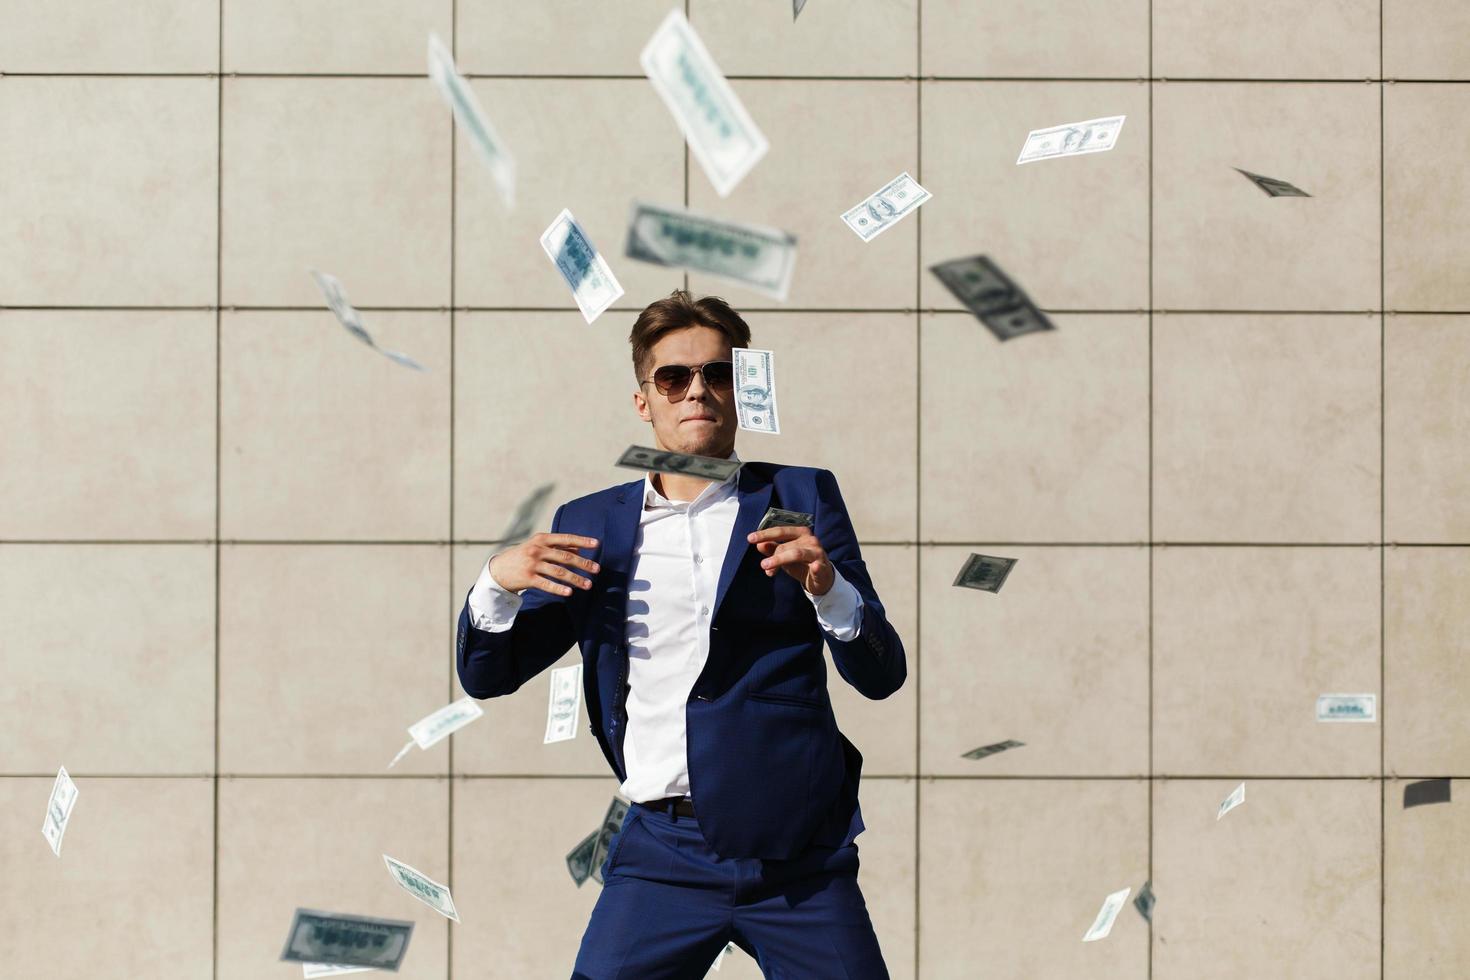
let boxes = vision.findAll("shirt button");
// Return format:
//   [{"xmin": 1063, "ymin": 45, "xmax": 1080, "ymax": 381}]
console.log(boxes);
[
  {"xmin": 701, "ymin": 606, "xmax": 710, "ymax": 616},
  {"xmin": 693, "ymin": 554, "xmax": 702, "ymax": 564}
]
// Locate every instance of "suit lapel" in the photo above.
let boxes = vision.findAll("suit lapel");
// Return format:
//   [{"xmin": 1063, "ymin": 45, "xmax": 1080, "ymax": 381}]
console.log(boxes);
[{"xmin": 712, "ymin": 464, "xmax": 773, "ymax": 622}]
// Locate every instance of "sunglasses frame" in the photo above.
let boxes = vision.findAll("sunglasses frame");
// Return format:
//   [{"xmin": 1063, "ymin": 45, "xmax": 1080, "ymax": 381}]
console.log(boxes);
[{"xmin": 639, "ymin": 359, "xmax": 736, "ymax": 398}]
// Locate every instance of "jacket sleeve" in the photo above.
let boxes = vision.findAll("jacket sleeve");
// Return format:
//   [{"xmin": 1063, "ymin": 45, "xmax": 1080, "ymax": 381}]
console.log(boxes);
[
  {"xmin": 813, "ymin": 469, "xmax": 907, "ymax": 700},
  {"xmin": 455, "ymin": 503, "xmax": 580, "ymax": 699}
]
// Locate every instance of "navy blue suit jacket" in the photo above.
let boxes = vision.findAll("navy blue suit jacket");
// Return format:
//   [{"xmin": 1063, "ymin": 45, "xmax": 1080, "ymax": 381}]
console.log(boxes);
[{"xmin": 455, "ymin": 462, "xmax": 907, "ymax": 860}]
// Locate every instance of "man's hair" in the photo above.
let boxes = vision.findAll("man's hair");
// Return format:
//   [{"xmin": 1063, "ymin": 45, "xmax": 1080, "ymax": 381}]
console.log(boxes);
[{"xmin": 629, "ymin": 289, "xmax": 752, "ymax": 382}]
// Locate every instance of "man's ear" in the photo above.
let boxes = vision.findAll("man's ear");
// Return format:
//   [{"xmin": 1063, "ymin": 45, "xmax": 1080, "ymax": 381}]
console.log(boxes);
[{"xmin": 632, "ymin": 389, "xmax": 652, "ymax": 423}]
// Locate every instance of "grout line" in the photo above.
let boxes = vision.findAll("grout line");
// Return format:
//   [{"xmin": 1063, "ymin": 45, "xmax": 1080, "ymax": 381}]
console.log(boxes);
[
  {"xmin": 7, "ymin": 539, "xmax": 1457, "ymax": 547},
  {"xmin": 1146, "ymin": 2, "xmax": 1156, "ymax": 974},
  {"xmin": 914, "ymin": 6, "xmax": 924, "ymax": 973},
  {"xmin": 16, "ymin": 304, "xmax": 1470, "ymax": 315},
  {"xmin": 9, "ymin": 71, "xmax": 1466, "ymax": 83},
  {"xmin": 5, "ymin": 772, "xmax": 1425, "ymax": 781},
  {"xmin": 1378, "ymin": 8, "xmax": 1387, "ymax": 975},
  {"xmin": 212, "ymin": 2, "xmax": 224, "ymax": 976},
  {"xmin": 447, "ymin": 7, "xmax": 459, "ymax": 977}
]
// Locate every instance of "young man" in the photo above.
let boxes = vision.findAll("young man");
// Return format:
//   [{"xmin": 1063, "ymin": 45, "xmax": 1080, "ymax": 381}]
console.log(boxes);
[{"xmin": 457, "ymin": 289, "xmax": 907, "ymax": 979}]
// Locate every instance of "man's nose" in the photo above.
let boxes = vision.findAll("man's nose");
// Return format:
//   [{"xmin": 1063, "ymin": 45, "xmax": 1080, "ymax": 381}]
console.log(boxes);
[{"xmin": 685, "ymin": 371, "xmax": 709, "ymax": 400}]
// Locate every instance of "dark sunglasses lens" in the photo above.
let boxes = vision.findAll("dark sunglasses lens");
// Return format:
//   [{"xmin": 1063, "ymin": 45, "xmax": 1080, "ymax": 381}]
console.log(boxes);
[
  {"xmin": 653, "ymin": 365, "xmax": 693, "ymax": 393},
  {"xmin": 702, "ymin": 362, "xmax": 735, "ymax": 389}
]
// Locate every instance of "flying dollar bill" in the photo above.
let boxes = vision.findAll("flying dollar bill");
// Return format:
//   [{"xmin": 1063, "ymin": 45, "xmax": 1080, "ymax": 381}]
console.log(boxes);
[
  {"xmin": 427, "ymin": 33, "xmax": 514, "ymax": 209},
  {"xmin": 382, "ymin": 854, "xmax": 459, "ymax": 922},
  {"xmin": 589, "ymin": 797, "xmax": 631, "ymax": 886},
  {"xmin": 929, "ymin": 254, "xmax": 1056, "ymax": 341},
  {"xmin": 500, "ymin": 483, "xmax": 556, "ymax": 546},
  {"xmin": 544, "ymin": 663, "xmax": 583, "ymax": 744},
  {"xmin": 41, "ymin": 766, "xmax": 78, "ymax": 857},
  {"xmin": 1017, "ymin": 115, "xmax": 1126, "ymax": 165},
  {"xmin": 279, "ymin": 909, "xmax": 414, "ymax": 972},
  {"xmin": 541, "ymin": 208, "xmax": 625, "ymax": 324},
  {"xmin": 1133, "ymin": 881, "xmax": 1155, "ymax": 923},
  {"xmin": 952, "ymin": 553, "xmax": 1018, "ymax": 594},
  {"xmin": 756, "ymin": 507, "xmax": 813, "ymax": 532},
  {"xmin": 1235, "ymin": 168, "xmax": 1310, "ymax": 198},
  {"xmin": 1403, "ymin": 778, "xmax": 1451, "ymax": 809},
  {"xmin": 733, "ymin": 348, "xmax": 779, "ymax": 435},
  {"xmin": 309, "ymin": 270, "xmax": 426, "ymax": 371},
  {"xmin": 616, "ymin": 445, "xmax": 743, "ymax": 482},
  {"xmin": 566, "ymin": 829, "xmax": 599, "ymax": 887},
  {"xmin": 841, "ymin": 171, "xmax": 930, "ymax": 242},
  {"xmin": 625, "ymin": 201, "xmax": 797, "ymax": 301},
  {"xmin": 388, "ymin": 696, "xmax": 485, "ymax": 768},
  {"xmin": 793, "ymin": 0, "xmax": 808, "ymax": 19},
  {"xmin": 641, "ymin": 9, "xmax": 768, "ymax": 197},
  {"xmin": 1316, "ymin": 694, "xmax": 1376, "ymax": 723},
  {"xmin": 302, "ymin": 964, "xmax": 375, "ymax": 978},
  {"xmin": 1082, "ymin": 887, "xmax": 1131, "ymax": 942},
  {"xmin": 962, "ymin": 739, "xmax": 1024, "ymax": 761},
  {"xmin": 1217, "ymin": 781, "xmax": 1245, "ymax": 820}
]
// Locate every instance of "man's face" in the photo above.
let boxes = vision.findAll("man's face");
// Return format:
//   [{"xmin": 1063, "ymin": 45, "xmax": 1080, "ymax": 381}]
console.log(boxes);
[{"xmin": 633, "ymin": 325, "xmax": 738, "ymax": 458}]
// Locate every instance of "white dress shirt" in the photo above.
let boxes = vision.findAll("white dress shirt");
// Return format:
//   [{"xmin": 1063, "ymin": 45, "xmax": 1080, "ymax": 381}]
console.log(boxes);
[{"xmin": 465, "ymin": 452, "xmax": 864, "ymax": 802}]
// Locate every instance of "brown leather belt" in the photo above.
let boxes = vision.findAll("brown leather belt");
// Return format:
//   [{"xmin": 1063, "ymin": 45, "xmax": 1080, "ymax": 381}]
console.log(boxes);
[{"xmin": 637, "ymin": 796, "xmax": 695, "ymax": 817}]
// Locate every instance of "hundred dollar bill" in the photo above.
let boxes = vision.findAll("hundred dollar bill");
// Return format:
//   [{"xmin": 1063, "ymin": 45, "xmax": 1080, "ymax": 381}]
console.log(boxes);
[
  {"xmin": 616, "ymin": 445, "xmax": 743, "ymax": 483},
  {"xmin": 952, "ymin": 553, "xmax": 1018, "ymax": 594},
  {"xmin": 541, "ymin": 208, "xmax": 625, "ymax": 324},
  {"xmin": 41, "ymin": 766, "xmax": 79, "ymax": 857},
  {"xmin": 427, "ymin": 33, "xmax": 515, "ymax": 209},
  {"xmin": 280, "ymin": 909, "xmax": 414, "ymax": 972},
  {"xmin": 841, "ymin": 171, "xmax": 931, "ymax": 242},
  {"xmin": 1082, "ymin": 887, "xmax": 1131, "ymax": 942},
  {"xmin": 929, "ymin": 254, "xmax": 1056, "ymax": 341},
  {"xmin": 303, "ymin": 964, "xmax": 376, "ymax": 978},
  {"xmin": 566, "ymin": 829, "xmax": 599, "ymax": 887},
  {"xmin": 544, "ymin": 663, "xmax": 583, "ymax": 744},
  {"xmin": 589, "ymin": 796, "xmax": 631, "ymax": 886},
  {"xmin": 793, "ymin": 0, "xmax": 808, "ymax": 19},
  {"xmin": 641, "ymin": 9, "xmax": 768, "ymax": 197},
  {"xmin": 1133, "ymin": 881, "xmax": 1155, "ymax": 923},
  {"xmin": 625, "ymin": 201, "xmax": 797, "ymax": 301},
  {"xmin": 962, "ymin": 739, "xmax": 1024, "ymax": 761},
  {"xmin": 500, "ymin": 482, "xmax": 556, "ymax": 546},
  {"xmin": 388, "ymin": 696, "xmax": 485, "ymax": 768},
  {"xmin": 309, "ymin": 270, "xmax": 426, "ymax": 371},
  {"xmin": 1217, "ymin": 781, "xmax": 1245, "ymax": 821},
  {"xmin": 756, "ymin": 507, "xmax": 813, "ymax": 532},
  {"xmin": 382, "ymin": 854, "xmax": 459, "ymax": 922},
  {"xmin": 1403, "ymin": 778, "xmax": 1451, "ymax": 809},
  {"xmin": 1235, "ymin": 168, "xmax": 1310, "ymax": 198},
  {"xmin": 1017, "ymin": 115, "xmax": 1126, "ymax": 165},
  {"xmin": 733, "ymin": 348, "xmax": 780, "ymax": 435},
  {"xmin": 710, "ymin": 940, "xmax": 738, "ymax": 971},
  {"xmin": 1316, "ymin": 693, "xmax": 1376, "ymax": 723}
]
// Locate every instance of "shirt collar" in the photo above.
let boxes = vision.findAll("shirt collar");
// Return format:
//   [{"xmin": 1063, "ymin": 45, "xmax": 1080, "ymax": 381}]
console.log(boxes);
[{"xmin": 642, "ymin": 448, "xmax": 741, "ymax": 510}]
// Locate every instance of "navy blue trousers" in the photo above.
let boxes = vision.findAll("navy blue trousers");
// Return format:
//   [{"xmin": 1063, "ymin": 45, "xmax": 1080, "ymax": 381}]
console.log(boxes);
[{"xmin": 571, "ymin": 801, "xmax": 890, "ymax": 979}]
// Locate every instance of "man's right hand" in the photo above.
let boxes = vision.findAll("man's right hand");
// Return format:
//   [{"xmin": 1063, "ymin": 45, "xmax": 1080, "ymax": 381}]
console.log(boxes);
[{"xmin": 488, "ymin": 533, "xmax": 601, "ymax": 597}]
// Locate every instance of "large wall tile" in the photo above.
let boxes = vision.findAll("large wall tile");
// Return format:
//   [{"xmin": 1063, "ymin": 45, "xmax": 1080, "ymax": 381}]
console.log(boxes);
[
  {"xmin": 220, "ymin": 311, "xmax": 450, "ymax": 540},
  {"xmin": 454, "ymin": 79, "xmax": 682, "ymax": 309},
  {"xmin": 920, "ymin": 312, "xmax": 1148, "ymax": 542},
  {"xmin": 1154, "ymin": 314, "xmax": 1380, "ymax": 543},
  {"xmin": 922, "ymin": 0, "xmax": 1148, "ymax": 79},
  {"xmin": 219, "ymin": 545, "xmax": 450, "ymax": 774},
  {"xmin": 223, "ymin": 0, "xmax": 451, "ymax": 74},
  {"xmin": 1384, "ymin": 1, "xmax": 1470, "ymax": 79},
  {"xmin": 0, "ymin": 78, "xmax": 217, "ymax": 306},
  {"xmin": 457, "ymin": 1, "xmax": 670, "ymax": 75},
  {"xmin": 1385, "ymin": 85, "xmax": 1470, "ymax": 310},
  {"xmin": 919, "ymin": 779, "xmax": 1149, "ymax": 977},
  {"xmin": 0, "ymin": 545, "xmax": 214, "ymax": 774},
  {"xmin": 1154, "ymin": 547, "xmax": 1380, "ymax": 776},
  {"xmin": 921, "ymin": 82, "xmax": 1149, "ymax": 311},
  {"xmin": 0, "ymin": 0, "xmax": 216, "ymax": 72},
  {"xmin": 0, "ymin": 777, "xmax": 213, "ymax": 977},
  {"xmin": 217, "ymin": 778, "xmax": 449, "ymax": 980},
  {"xmin": 1386, "ymin": 778, "xmax": 1470, "ymax": 978},
  {"xmin": 0, "ymin": 311, "xmax": 215, "ymax": 540},
  {"xmin": 1153, "ymin": 779, "xmax": 1380, "ymax": 979},
  {"xmin": 1385, "ymin": 547, "xmax": 1470, "ymax": 775},
  {"xmin": 687, "ymin": 80, "xmax": 919, "ymax": 310},
  {"xmin": 920, "ymin": 545, "xmax": 1149, "ymax": 776},
  {"xmin": 1154, "ymin": 83, "xmax": 1380, "ymax": 311},
  {"xmin": 1153, "ymin": 0, "xmax": 1378, "ymax": 79},
  {"xmin": 1385, "ymin": 316, "xmax": 1470, "ymax": 540},
  {"xmin": 693, "ymin": 0, "xmax": 917, "ymax": 77},
  {"xmin": 222, "ymin": 79, "xmax": 450, "ymax": 307}
]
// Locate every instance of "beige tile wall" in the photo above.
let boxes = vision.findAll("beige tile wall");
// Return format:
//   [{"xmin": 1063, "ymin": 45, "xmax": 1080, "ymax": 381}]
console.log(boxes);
[{"xmin": 3, "ymin": 2, "xmax": 1467, "ymax": 977}]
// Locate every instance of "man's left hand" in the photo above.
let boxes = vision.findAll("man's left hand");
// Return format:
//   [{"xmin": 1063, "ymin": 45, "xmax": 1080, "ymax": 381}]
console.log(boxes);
[{"xmin": 747, "ymin": 525, "xmax": 834, "ymax": 596}]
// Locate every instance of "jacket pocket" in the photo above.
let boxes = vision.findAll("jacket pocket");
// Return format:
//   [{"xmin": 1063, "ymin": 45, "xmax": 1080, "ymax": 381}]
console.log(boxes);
[{"xmin": 748, "ymin": 690, "xmax": 824, "ymax": 711}]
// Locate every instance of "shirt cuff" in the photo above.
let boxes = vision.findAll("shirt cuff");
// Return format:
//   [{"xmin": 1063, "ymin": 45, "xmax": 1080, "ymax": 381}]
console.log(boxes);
[
  {"xmin": 806, "ymin": 565, "xmax": 863, "ymax": 641},
  {"xmin": 466, "ymin": 554, "xmax": 523, "ymax": 633}
]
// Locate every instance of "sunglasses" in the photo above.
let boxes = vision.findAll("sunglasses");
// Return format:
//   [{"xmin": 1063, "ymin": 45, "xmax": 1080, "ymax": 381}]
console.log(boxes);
[{"xmin": 639, "ymin": 360, "xmax": 735, "ymax": 399}]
